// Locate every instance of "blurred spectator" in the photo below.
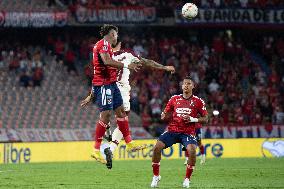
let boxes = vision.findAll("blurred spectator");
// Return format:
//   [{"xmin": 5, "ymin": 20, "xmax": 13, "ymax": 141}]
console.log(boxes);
[
  {"xmin": 149, "ymin": 92, "xmax": 162, "ymax": 120},
  {"xmin": 8, "ymin": 51, "xmax": 20, "ymax": 72},
  {"xmin": 208, "ymin": 79, "xmax": 220, "ymax": 93},
  {"xmin": 141, "ymin": 107, "xmax": 152, "ymax": 132},
  {"xmin": 19, "ymin": 71, "xmax": 32, "ymax": 87},
  {"xmin": 55, "ymin": 38, "xmax": 65, "ymax": 63},
  {"xmin": 273, "ymin": 104, "xmax": 284, "ymax": 123},
  {"xmin": 32, "ymin": 67, "xmax": 44, "ymax": 87},
  {"xmin": 64, "ymin": 48, "xmax": 78, "ymax": 75}
]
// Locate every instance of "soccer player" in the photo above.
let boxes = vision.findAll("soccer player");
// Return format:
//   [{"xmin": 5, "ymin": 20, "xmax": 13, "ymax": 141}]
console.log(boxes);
[
  {"xmin": 104, "ymin": 41, "xmax": 175, "ymax": 167},
  {"xmin": 89, "ymin": 41, "xmax": 175, "ymax": 168},
  {"xmin": 183, "ymin": 122, "xmax": 206, "ymax": 165},
  {"xmin": 150, "ymin": 76, "xmax": 208, "ymax": 188},
  {"xmin": 81, "ymin": 24, "xmax": 144, "ymax": 165}
]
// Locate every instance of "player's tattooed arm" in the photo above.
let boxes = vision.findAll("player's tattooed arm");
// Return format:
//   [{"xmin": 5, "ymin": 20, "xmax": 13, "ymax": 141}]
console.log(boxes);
[
  {"xmin": 100, "ymin": 53, "xmax": 142, "ymax": 72},
  {"xmin": 140, "ymin": 57, "xmax": 175, "ymax": 74}
]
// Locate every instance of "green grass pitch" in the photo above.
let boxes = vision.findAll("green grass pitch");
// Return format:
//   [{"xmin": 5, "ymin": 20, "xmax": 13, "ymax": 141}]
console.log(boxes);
[{"xmin": 0, "ymin": 158, "xmax": 284, "ymax": 189}]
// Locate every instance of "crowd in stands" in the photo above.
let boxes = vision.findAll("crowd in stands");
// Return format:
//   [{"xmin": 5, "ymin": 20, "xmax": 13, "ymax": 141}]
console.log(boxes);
[
  {"xmin": 0, "ymin": 36, "xmax": 81, "ymax": 88},
  {"xmin": 1, "ymin": 28, "xmax": 284, "ymax": 135},
  {"xmin": 0, "ymin": 45, "xmax": 45, "ymax": 88},
  {"xmin": 81, "ymin": 29, "xmax": 284, "ymax": 133},
  {"xmin": 87, "ymin": 30, "xmax": 284, "ymax": 132}
]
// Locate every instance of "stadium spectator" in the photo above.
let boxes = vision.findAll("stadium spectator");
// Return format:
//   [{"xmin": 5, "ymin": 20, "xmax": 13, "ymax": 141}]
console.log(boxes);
[
  {"xmin": 19, "ymin": 71, "xmax": 32, "ymax": 87},
  {"xmin": 64, "ymin": 47, "xmax": 78, "ymax": 75}
]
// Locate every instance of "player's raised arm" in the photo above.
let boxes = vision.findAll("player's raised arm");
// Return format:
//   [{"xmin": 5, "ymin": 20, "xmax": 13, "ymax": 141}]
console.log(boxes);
[
  {"xmin": 139, "ymin": 57, "xmax": 175, "ymax": 74},
  {"xmin": 100, "ymin": 52, "xmax": 141, "ymax": 72}
]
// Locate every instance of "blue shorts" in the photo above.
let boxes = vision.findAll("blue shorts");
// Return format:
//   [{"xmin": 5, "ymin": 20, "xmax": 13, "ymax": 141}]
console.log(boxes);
[
  {"xmin": 195, "ymin": 128, "xmax": 202, "ymax": 142},
  {"xmin": 158, "ymin": 131, "xmax": 197, "ymax": 149},
  {"xmin": 92, "ymin": 83, "xmax": 123, "ymax": 112}
]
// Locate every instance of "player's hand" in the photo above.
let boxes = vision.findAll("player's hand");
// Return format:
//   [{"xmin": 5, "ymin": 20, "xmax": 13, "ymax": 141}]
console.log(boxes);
[
  {"xmin": 80, "ymin": 95, "xmax": 93, "ymax": 107},
  {"xmin": 161, "ymin": 112, "xmax": 166, "ymax": 120},
  {"xmin": 182, "ymin": 115, "xmax": 198, "ymax": 123},
  {"xmin": 128, "ymin": 62, "xmax": 142, "ymax": 72},
  {"xmin": 165, "ymin": 66, "xmax": 175, "ymax": 74},
  {"xmin": 131, "ymin": 57, "xmax": 140, "ymax": 64}
]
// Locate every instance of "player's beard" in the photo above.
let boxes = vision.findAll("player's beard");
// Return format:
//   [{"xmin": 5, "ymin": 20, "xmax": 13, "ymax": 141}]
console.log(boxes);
[
  {"xmin": 183, "ymin": 87, "xmax": 192, "ymax": 96},
  {"xmin": 112, "ymin": 39, "xmax": 118, "ymax": 47}
]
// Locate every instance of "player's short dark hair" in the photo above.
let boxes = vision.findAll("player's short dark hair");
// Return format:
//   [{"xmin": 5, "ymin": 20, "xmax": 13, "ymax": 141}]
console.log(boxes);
[
  {"xmin": 184, "ymin": 75, "xmax": 193, "ymax": 82},
  {"xmin": 100, "ymin": 24, "xmax": 118, "ymax": 37}
]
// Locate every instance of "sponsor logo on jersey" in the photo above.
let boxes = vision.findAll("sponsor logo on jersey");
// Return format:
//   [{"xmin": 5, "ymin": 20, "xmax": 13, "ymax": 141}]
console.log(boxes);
[{"xmin": 176, "ymin": 108, "xmax": 191, "ymax": 114}]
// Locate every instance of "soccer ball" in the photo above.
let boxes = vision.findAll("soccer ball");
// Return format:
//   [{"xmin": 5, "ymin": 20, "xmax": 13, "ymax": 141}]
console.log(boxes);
[{"xmin": 182, "ymin": 3, "xmax": 198, "ymax": 19}]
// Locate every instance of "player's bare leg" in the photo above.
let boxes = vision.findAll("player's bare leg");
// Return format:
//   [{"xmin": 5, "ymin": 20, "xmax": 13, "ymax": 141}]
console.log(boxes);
[
  {"xmin": 183, "ymin": 144, "xmax": 196, "ymax": 188},
  {"xmin": 114, "ymin": 106, "xmax": 147, "ymax": 152},
  {"xmin": 183, "ymin": 141, "xmax": 205, "ymax": 165},
  {"xmin": 151, "ymin": 140, "xmax": 165, "ymax": 188},
  {"xmin": 198, "ymin": 140, "xmax": 206, "ymax": 164},
  {"xmin": 91, "ymin": 110, "xmax": 111, "ymax": 164}
]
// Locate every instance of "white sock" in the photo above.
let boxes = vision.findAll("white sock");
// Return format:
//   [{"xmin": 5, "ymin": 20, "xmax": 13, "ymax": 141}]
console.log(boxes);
[
  {"xmin": 109, "ymin": 127, "xmax": 123, "ymax": 153},
  {"xmin": 109, "ymin": 142, "xmax": 118, "ymax": 153}
]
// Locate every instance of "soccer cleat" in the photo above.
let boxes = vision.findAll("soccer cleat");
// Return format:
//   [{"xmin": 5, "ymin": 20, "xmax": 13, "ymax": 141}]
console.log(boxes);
[
  {"xmin": 104, "ymin": 147, "xmax": 113, "ymax": 169},
  {"xmin": 200, "ymin": 154, "xmax": 206, "ymax": 165},
  {"xmin": 126, "ymin": 141, "xmax": 148, "ymax": 152},
  {"xmin": 182, "ymin": 178, "xmax": 190, "ymax": 188},
  {"xmin": 91, "ymin": 150, "xmax": 107, "ymax": 164},
  {"xmin": 150, "ymin": 175, "xmax": 161, "ymax": 188}
]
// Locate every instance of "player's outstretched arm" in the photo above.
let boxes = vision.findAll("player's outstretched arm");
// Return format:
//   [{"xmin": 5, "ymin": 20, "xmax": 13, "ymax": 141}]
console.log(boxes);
[
  {"xmin": 100, "ymin": 53, "xmax": 142, "ymax": 71},
  {"xmin": 139, "ymin": 57, "xmax": 175, "ymax": 74}
]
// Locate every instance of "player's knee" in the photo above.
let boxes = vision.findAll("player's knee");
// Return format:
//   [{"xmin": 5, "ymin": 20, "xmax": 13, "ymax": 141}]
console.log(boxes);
[
  {"xmin": 100, "ymin": 111, "xmax": 111, "ymax": 123},
  {"xmin": 115, "ymin": 106, "xmax": 126, "ymax": 118},
  {"xmin": 187, "ymin": 145, "xmax": 196, "ymax": 156},
  {"xmin": 153, "ymin": 145, "xmax": 163, "ymax": 154}
]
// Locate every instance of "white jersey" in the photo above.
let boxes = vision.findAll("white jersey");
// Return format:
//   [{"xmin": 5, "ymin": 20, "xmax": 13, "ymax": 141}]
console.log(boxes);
[
  {"xmin": 113, "ymin": 51, "xmax": 137, "ymax": 111},
  {"xmin": 113, "ymin": 52, "xmax": 136, "ymax": 86}
]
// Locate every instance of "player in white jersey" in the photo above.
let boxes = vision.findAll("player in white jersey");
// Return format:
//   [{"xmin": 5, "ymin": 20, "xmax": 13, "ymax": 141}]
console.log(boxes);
[
  {"xmin": 106, "ymin": 42, "xmax": 175, "ymax": 168},
  {"xmin": 81, "ymin": 41, "xmax": 175, "ymax": 169}
]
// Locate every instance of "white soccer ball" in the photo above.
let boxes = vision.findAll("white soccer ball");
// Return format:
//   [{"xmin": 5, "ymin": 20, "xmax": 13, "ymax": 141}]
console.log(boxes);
[
  {"xmin": 182, "ymin": 3, "xmax": 198, "ymax": 19},
  {"xmin": 213, "ymin": 110, "xmax": 220, "ymax": 116}
]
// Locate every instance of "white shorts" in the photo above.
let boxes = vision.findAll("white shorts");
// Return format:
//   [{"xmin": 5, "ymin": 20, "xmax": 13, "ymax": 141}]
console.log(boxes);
[{"xmin": 117, "ymin": 82, "xmax": 131, "ymax": 112}]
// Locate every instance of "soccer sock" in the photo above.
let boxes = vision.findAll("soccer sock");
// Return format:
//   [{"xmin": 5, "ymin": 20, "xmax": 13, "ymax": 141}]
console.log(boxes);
[
  {"xmin": 109, "ymin": 127, "xmax": 124, "ymax": 152},
  {"xmin": 116, "ymin": 116, "xmax": 132, "ymax": 143},
  {"xmin": 185, "ymin": 150, "xmax": 189, "ymax": 158},
  {"xmin": 199, "ymin": 145, "xmax": 205, "ymax": 155},
  {"xmin": 185, "ymin": 164, "xmax": 195, "ymax": 180},
  {"xmin": 152, "ymin": 162, "xmax": 160, "ymax": 176},
  {"xmin": 93, "ymin": 120, "xmax": 108, "ymax": 150}
]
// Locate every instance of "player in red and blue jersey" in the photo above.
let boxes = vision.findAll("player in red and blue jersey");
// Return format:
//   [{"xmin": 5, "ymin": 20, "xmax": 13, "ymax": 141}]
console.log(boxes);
[
  {"xmin": 150, "ymin": 75, "xmax": 208, "ymax": 188},
  {"xmin": 81, "ymin": 24, "xmax": 144, "ymax": 167}
]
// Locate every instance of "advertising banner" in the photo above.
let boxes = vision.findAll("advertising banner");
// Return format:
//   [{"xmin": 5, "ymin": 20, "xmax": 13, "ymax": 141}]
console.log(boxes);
[
  {"xmin": 175, "ymin": 8, "xmax": 284, "ymax": 25},
  {"xmin": 75, "ymin": 6, "xmax": 156, "ymax": 24},
  {"xmin": 0, "ymin": 128, "xmax": 152, "ymax": 142},
  {"xmin": 1, "ymin": 138, "xmax": 283, "ymax": 164},
  {"xmin": 0, "ymin": 11, "xmax": 68, "ymax": 27}
]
